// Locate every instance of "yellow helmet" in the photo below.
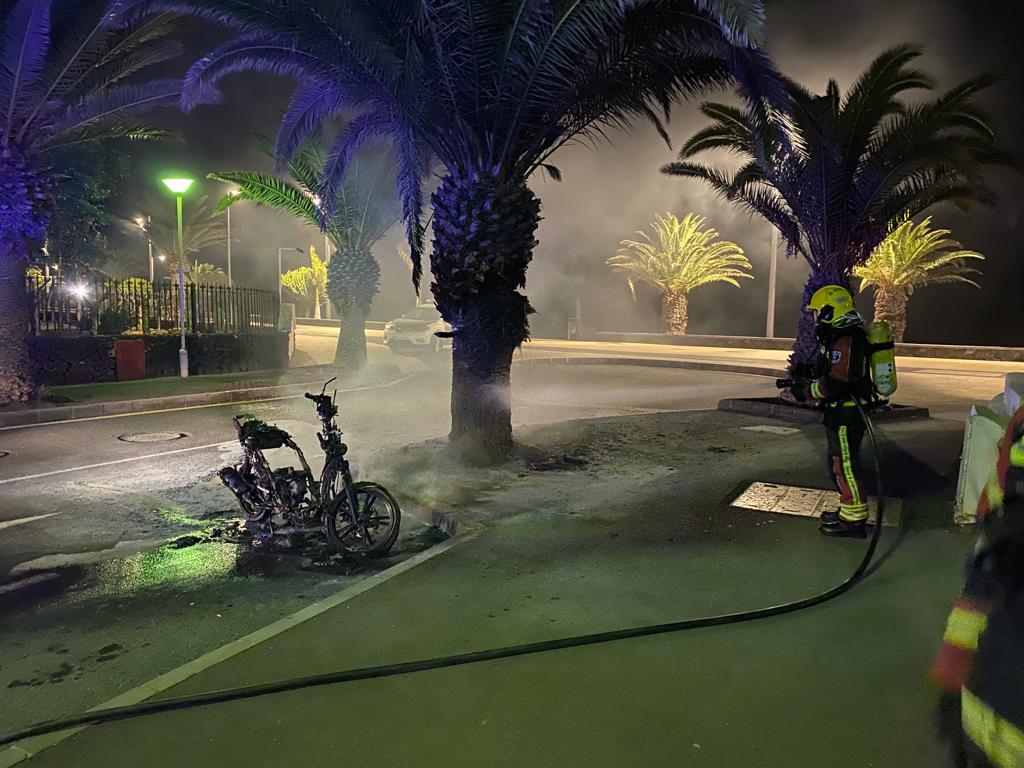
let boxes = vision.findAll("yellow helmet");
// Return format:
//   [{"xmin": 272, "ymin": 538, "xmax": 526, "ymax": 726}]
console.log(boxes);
[{"xmin": 806, "ymin": 285, "xmax": 856, "ymax": 326}]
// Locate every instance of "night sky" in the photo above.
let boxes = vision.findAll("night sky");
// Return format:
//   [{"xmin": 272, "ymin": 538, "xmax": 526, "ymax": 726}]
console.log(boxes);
[{"xmin": 114, "ymin": 0, "xmax": 1024, "ymax": 345}]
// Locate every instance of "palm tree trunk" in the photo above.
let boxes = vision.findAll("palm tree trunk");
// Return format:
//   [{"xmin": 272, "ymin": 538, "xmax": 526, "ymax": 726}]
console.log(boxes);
[
  {"xmin": 448, "ymin": 288, "xmax": 526, "ymax": 464},
  {"xmin": 873, "ymin": 286, "xmax": 908, "ymax": 343},
  {"xmin": 432, "ymin": 176, "xmax": 540, "ymax": 464},
  {"xmin": 0, "ymin": 242, "xmax": 37, "ymax": 404},
  {"xmin": 334, "ymin": 305, "xmax": 367, "ymax": 370},
  {"xmin": 313, "ymin": 288, "xmax": 322, "ymax": 320},
  {"xmin": 661, "ymin": 291, "xmax": 689, "ymax": 335}
]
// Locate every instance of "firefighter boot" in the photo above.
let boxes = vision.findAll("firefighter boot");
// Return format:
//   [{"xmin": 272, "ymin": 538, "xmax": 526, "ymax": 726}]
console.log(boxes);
[{"xmin": 819, "ymin": 517, "xmax": 867, "ymax": 539}]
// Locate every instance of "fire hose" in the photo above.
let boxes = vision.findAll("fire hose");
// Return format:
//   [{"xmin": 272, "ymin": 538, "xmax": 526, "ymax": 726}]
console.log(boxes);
[{"xmin": 0, "ymin": 399, "xmax": 896, "ymax": 750}]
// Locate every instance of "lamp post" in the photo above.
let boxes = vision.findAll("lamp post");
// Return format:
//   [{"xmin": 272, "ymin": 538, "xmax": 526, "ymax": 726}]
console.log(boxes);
[
  {"xmin": 161, "ymin": 177, "xmax": 195, "ymax": 378},
  {"xmin": 135, "ymin": 216, "xmax": 154, "ymax": 282},
  {"xmin": 225, "ymin": 188, "xmax": 240, "ymax": 286},
  {"xmin": 766, "ymin": 225, "xmax": 779, "ymax": 339},
  {"xmin": 278, "ymin": 247, "xmax": 304, "ymax": 304}
]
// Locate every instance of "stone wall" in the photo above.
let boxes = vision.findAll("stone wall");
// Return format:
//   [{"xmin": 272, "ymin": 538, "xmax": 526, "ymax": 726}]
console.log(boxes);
[{"xmin": 32, "ymin": 333, "xmax": 290, "ymax": 386}]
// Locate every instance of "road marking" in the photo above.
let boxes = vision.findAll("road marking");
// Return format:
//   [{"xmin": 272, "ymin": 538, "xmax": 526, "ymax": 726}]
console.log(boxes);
[
  {"xmin": 0, "ymin": 375, "xmax": 415, "ymax": 432},
  {"xmin": 0, "ymin": 524, "xmax": 481, "ymax": 767},
  {"xmin": 0, "ymin": 572, "xmax": 60, "ymax": 596},
  {"xmin": 0, "ymin": 513, "xmax": 59, "ymax": 531},
  {"xmin": 0, "ymin": 442, "xmax": 233, "ymax": 486}
]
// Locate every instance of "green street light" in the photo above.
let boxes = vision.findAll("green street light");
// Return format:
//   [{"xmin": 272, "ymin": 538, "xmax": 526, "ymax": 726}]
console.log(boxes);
[
  {"xmin": 161, "ymin": 175, "xmax": 195, "ymax": 378},
  {"xmin": 161, "ymin": 178, "xmax": 194, "ymax": 195}
]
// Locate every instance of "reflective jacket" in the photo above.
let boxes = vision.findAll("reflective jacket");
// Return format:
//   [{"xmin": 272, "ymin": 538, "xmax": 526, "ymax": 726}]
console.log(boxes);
[
  {"xmin": 933, "ymin": 407, "xmax": 1024, "ymax": 768},
  {"xmin": 808, "ymin": 324, "xmax": 873, "ymax": 426}
]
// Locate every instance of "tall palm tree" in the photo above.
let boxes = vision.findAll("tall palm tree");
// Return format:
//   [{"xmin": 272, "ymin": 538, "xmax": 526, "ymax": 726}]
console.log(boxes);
[
  {"xmin": 210, "ymin": 133, "xmax": 398, "ymax": 369},
  {"xmin": 0, "ymin": 0, "xmax": 185, "ymax": 403},
  {"xmin": 663, "ymin": 45, "xmax": 1016, "ymax": 369},
  {"xmin": 855, "ymin": 216, "xmax": 983, "ymax": 343},
  {"xmin": 150, "ymin": 0, "xmax": 778, "ymax": 461},
  {"xmin": 608, "ymin": 212, "xmax": 751, "ymax": 335}
]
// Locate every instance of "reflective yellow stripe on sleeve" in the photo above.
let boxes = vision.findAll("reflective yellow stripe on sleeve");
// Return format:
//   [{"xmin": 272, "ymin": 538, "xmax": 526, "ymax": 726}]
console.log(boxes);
[
  {"xmin": 943, "ymin": 607, "xmax": 988, "ymax": 651},
  {"xmin": 984, "ymin": 476, "xmax": 1005, "ymax": 510},
  {"xmin": 962, "ymin": 688, "xmax": 1024, "ymax": 768},
  {"xmin": 810, "ymin": 380, "xmax": 825, "ymax": 399},
  {"xmin": 1010, "ymin": 441, "xmax": 1024, "ymax": 468}
]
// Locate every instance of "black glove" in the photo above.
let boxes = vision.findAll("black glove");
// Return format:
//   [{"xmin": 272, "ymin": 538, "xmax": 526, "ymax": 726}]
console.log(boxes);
[{"xmin": 790, "ymin": 381, "xmax": 810, "ymax": 403}]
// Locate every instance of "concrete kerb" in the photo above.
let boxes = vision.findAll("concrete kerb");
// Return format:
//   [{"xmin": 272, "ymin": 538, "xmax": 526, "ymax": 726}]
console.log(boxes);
[
  {"xmin": 1, "ymin": 358, "xmax": 785, "ymax": 429},
  {"xmin": 0, "ymin": 505, "xmax": 483, "ymax": 768},
  {"xmin": 515, "ymin": 355, "xmax": 786, "ymax": 380}
]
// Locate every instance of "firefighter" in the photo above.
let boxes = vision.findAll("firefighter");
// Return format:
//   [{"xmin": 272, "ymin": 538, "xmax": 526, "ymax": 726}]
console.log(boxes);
[
  {"xmin": 786, "ymin": 285, "xmax": 875, "ymax": 538},
  {"xmin": 932, "ymin": 407, "xmax": 1024, "ymax": 768}
]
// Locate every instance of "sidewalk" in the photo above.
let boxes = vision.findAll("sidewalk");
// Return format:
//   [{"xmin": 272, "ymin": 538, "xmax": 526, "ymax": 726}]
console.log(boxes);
[{"xmin": 12, "ymin": 408, "xmax": 974, "ymax": 767}]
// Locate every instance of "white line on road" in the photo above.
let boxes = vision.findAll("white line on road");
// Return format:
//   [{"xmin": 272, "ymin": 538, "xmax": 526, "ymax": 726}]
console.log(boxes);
[
  {"xmin": 0, "ymin": 442, "xmax": 233, "ymax": 486},
  {"xmin": 0, "ymin": 524, "xmax": 482, "ymax": 767},
  {"xmin": 0, "ymin": 513, "xmax": 59, "ymax": 531}
]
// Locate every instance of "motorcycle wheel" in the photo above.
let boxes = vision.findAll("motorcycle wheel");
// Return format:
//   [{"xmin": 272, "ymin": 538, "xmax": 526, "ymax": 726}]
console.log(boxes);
[{"xmin": 324, "ymin": 482, "xmax": 401, "ymax": 556}]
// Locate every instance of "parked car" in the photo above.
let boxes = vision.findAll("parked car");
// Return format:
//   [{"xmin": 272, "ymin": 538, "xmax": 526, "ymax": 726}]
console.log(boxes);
[{"xmin": 382, "ymin": 305, "xmax": 451, "ymax": 353}]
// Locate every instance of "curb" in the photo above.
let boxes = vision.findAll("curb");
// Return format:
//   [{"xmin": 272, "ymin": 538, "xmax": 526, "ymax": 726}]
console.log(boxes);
[
  {"xmin": 2, "ymin": 357, "xmax": 783, "ymax": 429},
  {"xmin": 515, "ymin": 355, "xmax": 786, "ymax": 379},
  {"xmin": 0, "ymin": 366, "xmax": 405, "ymax": 430},
  {"xmin": 588, "ymin": 332, "xmax": 1024, "ymax": 363}
]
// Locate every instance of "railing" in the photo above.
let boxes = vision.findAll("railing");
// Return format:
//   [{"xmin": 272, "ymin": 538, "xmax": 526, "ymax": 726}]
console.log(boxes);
[{"xmin": 28, "ymin": 277, "xmax": 280, "ymax": 336}]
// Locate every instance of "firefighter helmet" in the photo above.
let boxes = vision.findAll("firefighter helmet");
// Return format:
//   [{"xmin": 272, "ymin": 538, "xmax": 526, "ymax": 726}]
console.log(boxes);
[{"xmin": 807, "ymin": 285, "xmax": 857, "ymax": 326}]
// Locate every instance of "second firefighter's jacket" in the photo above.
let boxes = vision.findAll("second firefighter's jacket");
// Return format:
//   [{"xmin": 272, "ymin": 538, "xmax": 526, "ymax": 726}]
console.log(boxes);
[{"xmin": 932, "ymin": 406, "xmax": 1024, "ymax": 768}]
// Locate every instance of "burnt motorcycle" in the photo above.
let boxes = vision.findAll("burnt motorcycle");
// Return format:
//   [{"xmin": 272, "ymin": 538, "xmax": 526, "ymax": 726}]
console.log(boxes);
[{"xmin": 218, "ymin": 378, "xmax": 401, "ymax": 556}]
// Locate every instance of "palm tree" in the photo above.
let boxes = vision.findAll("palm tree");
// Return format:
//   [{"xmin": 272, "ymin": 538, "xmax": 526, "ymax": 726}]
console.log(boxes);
[
  {"xmin": 608, "ymin": 213, "xmax": 752, "ymax": 335},
  {"xmin": 855, "ymin": 216, "xmax": 983, "ymax": 343},
  {"xmin": 151, "ymin": 0, "xmax": 778, "ymax": 462},
  {"xmin": 663, "ymin": 45, "xmax": 1016, "ymax": 370},
  {"xmin": 280, "ymin": 245, "xmax": 328, "ymax": 318},
  {"xmin": 210, "ymin": 133, "xmax": 398, "ymax": 369},
  {"xmin": 144, "ymin": 195, "xmax": 227, "ymax": 265},
  {"xmin": 0, "ymin": 0, "xmax": 184, "ymax": 403},
  {"xmin": 179, "ymin": 260, "xmax": 227, "ymax": 285}
]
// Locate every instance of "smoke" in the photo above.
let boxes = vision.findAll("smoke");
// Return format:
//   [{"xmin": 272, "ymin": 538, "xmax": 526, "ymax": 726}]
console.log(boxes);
[
  {"xmin": 526, "ymin": 0, "xmax": 1024, "ymax": 344},
  {"xmin": 113, "ymin": 0, "xmax": 1022, "ymax": 345}
]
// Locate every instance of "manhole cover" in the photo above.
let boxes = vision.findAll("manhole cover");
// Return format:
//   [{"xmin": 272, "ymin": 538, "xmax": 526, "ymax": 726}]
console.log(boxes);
[{"xmin": 118, "ymin": 432, "xmax": 189, "ymax": 443}]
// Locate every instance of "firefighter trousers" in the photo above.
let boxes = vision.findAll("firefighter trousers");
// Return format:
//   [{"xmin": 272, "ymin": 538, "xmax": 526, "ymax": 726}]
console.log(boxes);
[{"xmin": 825, "ymin": 421, "xmax": 868, "ymax": 522}]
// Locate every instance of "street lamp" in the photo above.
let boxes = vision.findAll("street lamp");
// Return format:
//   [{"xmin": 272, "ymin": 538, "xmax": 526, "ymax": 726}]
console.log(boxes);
[
  {"xmin": 161, "ymin": 176, "xmax": 195, "ymax": 378},
  {"xmin": 135, "ymin": 215, "xmax": 154, "ymax": 282},
  {"xmin": 225, "ymin": 187, "xmax": 240, "ymax": 286},
  {"xmin": 278, "ymin": 247, "xmax": 304, "ymax": 304},
  {"xmin": 766, "ymin": 225, "xmax": 779, "ymax": 339}
]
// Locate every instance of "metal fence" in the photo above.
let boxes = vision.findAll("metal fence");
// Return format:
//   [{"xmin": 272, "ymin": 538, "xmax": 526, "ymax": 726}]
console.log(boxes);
[{"xmin": 28, "ymin": 277, "xmax": 280, "ymax": 336}]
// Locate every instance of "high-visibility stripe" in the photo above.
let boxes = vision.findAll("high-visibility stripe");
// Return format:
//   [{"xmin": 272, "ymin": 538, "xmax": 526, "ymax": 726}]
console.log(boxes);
[
  {"xmin": 942, "ymin": 606, "xmax": 988, "ymax": 651},
  {"xmin": 962, "ymin": 687, "xmax": 1024, "ymax": 768},
  {"xmin": 838, "ymin": 426, "xmax": 867, "ymax": 521},
  {"xmin": 984, "ymin": 476, "xmax": 1005, "ymax": 510},
  {"xmin": 811, "ymin": 380, "xmax": 825, "ymax": 399},
  {"xmin": 1010, "ymin": 442, "xmax": 1024, "ymax": 468}
]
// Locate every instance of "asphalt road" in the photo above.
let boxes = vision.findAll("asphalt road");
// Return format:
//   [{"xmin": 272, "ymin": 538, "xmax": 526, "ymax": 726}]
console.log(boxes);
[
  {"xmin": 0, "ymin": 335, "xmax": 1011, "ymax": 763},
  {"xmin": 0, "ymin": 359, "xmax": 788, "ymax": 736}
]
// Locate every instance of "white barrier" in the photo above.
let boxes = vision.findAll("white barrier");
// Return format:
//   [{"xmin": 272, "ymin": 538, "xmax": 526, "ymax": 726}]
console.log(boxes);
[{"xmin": 954, "ymin": 374, "xmax": 1024, "ymax": 524}]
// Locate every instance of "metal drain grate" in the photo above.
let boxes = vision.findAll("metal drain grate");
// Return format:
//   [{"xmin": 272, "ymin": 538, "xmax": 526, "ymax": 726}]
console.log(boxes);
[
  {"xmin": 731, "ymin": 482, "xmax": 899, "ymax": 527},
  {"xmin": 118, "ymin": 432, "xmax": 189, "ymax": 443}
]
